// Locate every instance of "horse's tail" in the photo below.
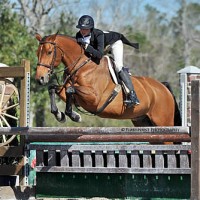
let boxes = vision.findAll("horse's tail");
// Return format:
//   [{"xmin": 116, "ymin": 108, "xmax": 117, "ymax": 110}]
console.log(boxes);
[{"xmin": 162, "ymin": 82, "xmax": 182, "ymax": 126}]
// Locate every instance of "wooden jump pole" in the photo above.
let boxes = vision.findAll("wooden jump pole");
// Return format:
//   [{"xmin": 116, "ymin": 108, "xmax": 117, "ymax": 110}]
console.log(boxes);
[
  {"xmin": 0, "ymin": 126, "xmax": 190, "ymax": 143},
  {"xmin": 191, "ymin": 80, "xmax": 200, "ymax": 199}
]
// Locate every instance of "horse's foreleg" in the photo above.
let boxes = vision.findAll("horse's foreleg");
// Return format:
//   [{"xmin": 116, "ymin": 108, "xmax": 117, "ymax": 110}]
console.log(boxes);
[
  {"xmin": 65, "ymin": 86, "xmax": 81, "ymax": 122},
  {"xmin": 48, "ymin": 85, "xmax": 66, "ymax": 123}
]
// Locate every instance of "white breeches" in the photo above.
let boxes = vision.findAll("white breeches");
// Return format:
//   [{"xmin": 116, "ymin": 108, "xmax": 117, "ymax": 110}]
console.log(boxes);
[{"xmin": 110, "ymin": 40, "xmax": 123, "ymax": 72}]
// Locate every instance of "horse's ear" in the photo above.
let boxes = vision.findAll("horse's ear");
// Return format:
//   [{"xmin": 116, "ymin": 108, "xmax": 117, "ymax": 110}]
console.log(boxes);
[
  {"xmin": 52, "ymin": 31, "xmax": 59, "ymax": 41},
  {"xmin": 35, "ymin": 33, "xmax": 42, "ymax": 41}
]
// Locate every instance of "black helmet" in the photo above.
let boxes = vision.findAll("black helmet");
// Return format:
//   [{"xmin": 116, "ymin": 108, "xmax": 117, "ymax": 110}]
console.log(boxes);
[{"xmin": 76, "ymin": 15, "xmax": 94, "ymax": 29}]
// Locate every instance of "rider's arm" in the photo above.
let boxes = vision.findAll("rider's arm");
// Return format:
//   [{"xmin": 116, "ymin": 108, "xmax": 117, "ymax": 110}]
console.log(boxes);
[{"xmin": 85, "ymin": 31, "xmax": 104, "ymax": 59}]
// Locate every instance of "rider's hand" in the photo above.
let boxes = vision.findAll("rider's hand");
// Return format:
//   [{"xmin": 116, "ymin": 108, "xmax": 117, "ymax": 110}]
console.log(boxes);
[
  {"xmin": 77, "ymin": 38, "xmax": 84, "ymax": 44},
  {"xmin": 77, "ymin": 38, "xmax": 88, "ymax": 49},
  {"xmin": 77, "ymin": 38, "xmax": 86, "ymax": 46}
]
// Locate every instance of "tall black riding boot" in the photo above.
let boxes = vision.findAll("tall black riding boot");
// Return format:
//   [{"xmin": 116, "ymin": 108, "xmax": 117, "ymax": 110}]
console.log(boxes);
[{"xmin": 118, "ymin": 69, "xmax": 140, "ymax": 106}]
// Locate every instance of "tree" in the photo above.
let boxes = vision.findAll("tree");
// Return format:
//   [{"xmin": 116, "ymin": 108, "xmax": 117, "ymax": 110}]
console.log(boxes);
[
  {"xmin": 125, "ymin": 5, "xmax": 171, "ymax": 80},
  {"xmin": 12, "ymin": 0, "xmax": 79, "ymax": 35},
  {"xmin": 0, "ymin": 0, "xmax": 36, "ymax": 65},
  {"xmin": 170, "ymin": 0, "xmax": 200, "ymax": 67}
]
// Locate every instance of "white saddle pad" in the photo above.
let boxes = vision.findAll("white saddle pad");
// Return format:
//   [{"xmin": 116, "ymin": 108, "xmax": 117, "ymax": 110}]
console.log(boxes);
[{"xmin": 104, "ymin": 55, "xmax": 118, "ymax": 84}]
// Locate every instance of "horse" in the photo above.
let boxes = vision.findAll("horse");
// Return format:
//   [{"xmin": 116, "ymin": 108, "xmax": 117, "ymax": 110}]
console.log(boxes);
[{"xmin": 35, "ymin": 33, "xmax": 181, "ymax": 127}]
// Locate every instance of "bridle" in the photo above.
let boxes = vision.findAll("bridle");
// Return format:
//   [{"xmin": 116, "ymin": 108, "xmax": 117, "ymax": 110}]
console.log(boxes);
[
  {"xmin": 37, "ymin": 41, "xmax": 64, "ymax": 74},
  {"xmin": 37, "ymin": 40, "xmax": 91, "ymax": 83}
]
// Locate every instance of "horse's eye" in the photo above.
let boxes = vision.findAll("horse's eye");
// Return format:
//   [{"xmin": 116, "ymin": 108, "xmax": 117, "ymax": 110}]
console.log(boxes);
[{"xmin": 47, "ymin": 51, "xmax": 52, "ymax": 55}]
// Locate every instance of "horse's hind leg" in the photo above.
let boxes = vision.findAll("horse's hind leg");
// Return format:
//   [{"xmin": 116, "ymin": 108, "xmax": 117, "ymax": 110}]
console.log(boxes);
[
  {"xmin": 131, "ymin": 116, "xmax": 155, "ymax": 126},
  {"xmin": 48, "ymin": 85, "xmax": 66, "ymax": 123},
  {"xmin": 149, "ymin": 104, "xmax": 175, "ymax": 126},
  {"xmin": 65, "ymin": 86, "xmax": 81, "ymax": 122}
]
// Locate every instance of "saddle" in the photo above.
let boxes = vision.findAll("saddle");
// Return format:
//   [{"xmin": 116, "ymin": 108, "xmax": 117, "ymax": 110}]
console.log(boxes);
[{"xmin": 104, "ymin": 55, "xmax": 131, "ymax": 96}]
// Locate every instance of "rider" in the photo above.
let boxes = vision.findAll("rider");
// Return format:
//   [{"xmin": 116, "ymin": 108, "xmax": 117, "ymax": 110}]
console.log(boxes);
[{"xmin": 76, "ymin": 15, "xmax": 140, "ymax": 106}]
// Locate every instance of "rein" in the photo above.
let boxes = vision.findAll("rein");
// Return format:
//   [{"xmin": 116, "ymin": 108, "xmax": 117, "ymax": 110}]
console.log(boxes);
[{"xmin": 65, "ymin": 57, "xmax": 91, "ymax": 83}]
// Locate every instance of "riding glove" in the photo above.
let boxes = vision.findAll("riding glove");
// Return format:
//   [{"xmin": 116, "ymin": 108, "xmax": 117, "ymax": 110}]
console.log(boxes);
[{"xmin": 77, "ymin": 38, "xmax": 88, "ymax": 49}]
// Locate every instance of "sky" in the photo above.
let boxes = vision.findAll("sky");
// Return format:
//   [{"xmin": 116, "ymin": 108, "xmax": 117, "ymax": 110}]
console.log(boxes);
[
  {"xmin": 65, "ymin": 0, "xmax": 198, "ymax": 25},
  {"xmin": 9, "ymin": 0, "xmax": 200, "ymax": 28}
]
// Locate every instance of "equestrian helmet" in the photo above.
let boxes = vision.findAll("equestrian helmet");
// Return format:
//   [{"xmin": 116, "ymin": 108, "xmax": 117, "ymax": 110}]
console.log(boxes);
[{"xmin": 76, "ymin": 15, "xmax": 94, "ymax": 29}]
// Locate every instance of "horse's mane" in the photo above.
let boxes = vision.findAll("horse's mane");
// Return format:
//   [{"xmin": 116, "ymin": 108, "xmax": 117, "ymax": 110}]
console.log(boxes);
[
  {"xmin": 41, "ymin": 33, "xmax": 76, "ymax": 42},
  {"xmin": 57, "ymin": 34, "xmax": 76, "ymax": 41}
]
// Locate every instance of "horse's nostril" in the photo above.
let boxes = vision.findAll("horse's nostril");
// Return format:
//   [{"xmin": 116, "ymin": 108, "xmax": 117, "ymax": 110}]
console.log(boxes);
[{"xmin": 36, "ymin": 76, "xmax": 44, "ymax": 85}]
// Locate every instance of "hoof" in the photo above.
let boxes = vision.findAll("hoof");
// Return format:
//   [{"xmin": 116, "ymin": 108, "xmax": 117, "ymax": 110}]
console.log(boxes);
[
  {"xmin": 70, "ymin": 111, "xmax": 82, "ymax": 122},
  {"xmin": 56, "ymin": 112, "xmax": 66, "ymax": 123}
]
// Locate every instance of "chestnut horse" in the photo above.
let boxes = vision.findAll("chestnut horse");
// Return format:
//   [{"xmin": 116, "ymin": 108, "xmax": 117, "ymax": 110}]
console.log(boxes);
[{"xmin": 35, "ymin": 33, "xmax": 181, "ymax": 127}]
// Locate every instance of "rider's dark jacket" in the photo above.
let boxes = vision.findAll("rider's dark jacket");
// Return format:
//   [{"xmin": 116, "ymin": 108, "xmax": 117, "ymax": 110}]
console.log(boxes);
[{"xmin": 76, "ymin": 28, "xmax": 139, "ymax": 64}]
